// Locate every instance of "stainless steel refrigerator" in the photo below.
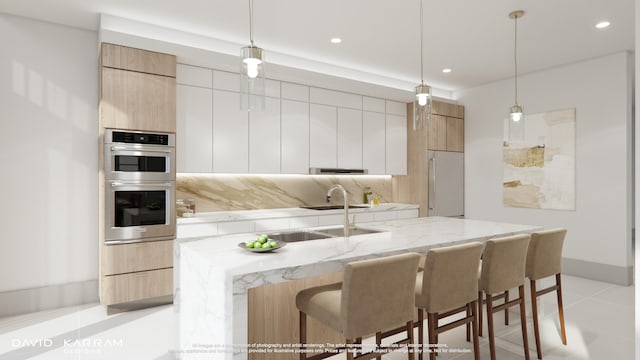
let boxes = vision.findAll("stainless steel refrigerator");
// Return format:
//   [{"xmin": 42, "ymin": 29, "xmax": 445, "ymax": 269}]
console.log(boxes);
[{"xmin": 428, "ymin": 151, "xmax": 464, "ymax": 217}]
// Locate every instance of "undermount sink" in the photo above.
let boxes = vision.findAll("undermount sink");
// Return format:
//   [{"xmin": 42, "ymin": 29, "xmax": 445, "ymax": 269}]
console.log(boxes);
[
  {"xmin": 268, "ymin": 231, "xmax": 333, "ymax": 243},
  {"xmin": 301, "ymin": 205, "xmax": 370, "ymax": 210},
  {"xmin": 268, "ymin": 227, "xmax": 385, "ymax": 243},
  {"xmin": 315, "ymin": 227, "xmax": 384, "ymax": 237}
]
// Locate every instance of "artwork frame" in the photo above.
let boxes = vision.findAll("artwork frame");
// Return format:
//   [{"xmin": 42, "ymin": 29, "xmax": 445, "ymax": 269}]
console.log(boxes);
[{"xmin": 503, "ymin": 108, "xmax": 576, "ymax": 210}]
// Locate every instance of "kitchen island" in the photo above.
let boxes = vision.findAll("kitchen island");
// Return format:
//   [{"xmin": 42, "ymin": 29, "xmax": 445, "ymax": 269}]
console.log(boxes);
[{"xmin": 178, "ymin": 216, "xmax": 541, "ymax": 360}]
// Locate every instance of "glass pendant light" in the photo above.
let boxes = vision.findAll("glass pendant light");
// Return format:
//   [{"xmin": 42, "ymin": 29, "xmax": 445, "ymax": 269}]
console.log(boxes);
[
  {"xmin": 413, "ymin": 0, "xmax": 432, "ymax": 130},
  {"xmin": 240, "ymin": 0, "xmax": 265, "ymax": 111},
  {"xmin": 508, "ymin": 10, "xmax": 524, "ymax": 122}
]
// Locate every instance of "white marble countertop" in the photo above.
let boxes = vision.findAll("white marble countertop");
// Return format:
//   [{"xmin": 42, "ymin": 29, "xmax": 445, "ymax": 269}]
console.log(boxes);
[
  {"xmin": 178, "ymin": 216, "xmax": 541, "ymax": 360},
  {"xmin": 176, "ymin": 203, "xmax": 419, "ymax": 225}
]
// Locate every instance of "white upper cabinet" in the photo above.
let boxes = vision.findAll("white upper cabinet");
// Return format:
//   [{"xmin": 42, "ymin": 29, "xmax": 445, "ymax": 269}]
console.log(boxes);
[
  {"xmin": 176, "ymin": 84, "xmax": 213, "ymax": 173},
  {"xmin": 309, "ymin": 103, "xmax": 337, "ymax": 168},
  {"xmin": 249, "ymin": 97, "xmax": 281, "ymax": 173},
  {"xmin": 310, "ymin": 87, "xmax": 362, "ymax": 110},
  {"xmin": 362, "ymin": 96, "xmax": 385, "ymax": 113},
  {"xmin": 177, "ymin": 64, "xmax": 212, "ymax": 88},
  {"xmin": 385, "ymin": 100, "xmax": 407, "ymax": 116},
  {"xmin": 281, "ymin": 100, "xmax": 310, "ymax": 174},
  {"xmin": 337, "ymin": 108, "xmax": 363, "ymax": 169},
  {"xmin": 363, "ymin": 111, "xmax": 386, "ymax": 174},
  {"xmin": 386, "ymin": 113, "xmax": 407, "ymax": 175},
  {"xmin": 175, "ymin": 65, "xmax": 410, "ymax": 176},
  {"xmin": 213, "ymin": 70, "xmax": 240, "ymax": 92},
  {"xmin": 281, "ymin": 82, "xmax": 309, "ymax": 102},
  {"xmin": 213, "ymin": 90, "xmax": 248, "ymax": 173}
]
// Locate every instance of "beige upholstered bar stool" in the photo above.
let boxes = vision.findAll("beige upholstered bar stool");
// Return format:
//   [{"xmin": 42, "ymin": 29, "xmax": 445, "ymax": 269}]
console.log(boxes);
[
  {"xmin": 296, "ymin": 253, "xmax": 421, "ymax": 360},
  {"xmin": 526, "ymin": 228, "xmax": 568, "ymax": 359},
  {"xmin": 477, "ymin": 234, "xmax": 531, "ymax": 360},
  {"xmin": 415, "ymin": 242, "xmax": 484, "ymax": 360}
]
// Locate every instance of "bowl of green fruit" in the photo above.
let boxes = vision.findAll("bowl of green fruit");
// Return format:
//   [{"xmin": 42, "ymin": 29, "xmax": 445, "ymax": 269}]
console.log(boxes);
[{"xmin": 239, "ymin": 234, "xmax": 286, "ymax": 253}]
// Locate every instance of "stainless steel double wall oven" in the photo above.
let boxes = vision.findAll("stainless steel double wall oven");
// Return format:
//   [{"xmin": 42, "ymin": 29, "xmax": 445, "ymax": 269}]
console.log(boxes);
[{"xmin": 104, "ymin": 129, "xmax": 176, "ymax": 244}]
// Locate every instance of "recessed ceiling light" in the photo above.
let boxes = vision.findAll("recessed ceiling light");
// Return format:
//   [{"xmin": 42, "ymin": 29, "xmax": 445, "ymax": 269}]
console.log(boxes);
[
  {"xmin": 442, "ymin": 68, "xmax": 452, "ymax": 73},
  {"xmin": 330, "ymin": 38, "xmax": 342, "ymax": 44},
  {"xmin": 595, "ymin": 21, "xmax": 610, "ymax": 29}
]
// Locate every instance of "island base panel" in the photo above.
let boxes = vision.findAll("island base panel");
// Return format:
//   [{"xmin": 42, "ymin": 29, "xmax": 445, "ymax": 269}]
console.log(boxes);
[{"xmin": 248, "ymin": 272, "xmax": 344, "ymax": 360}]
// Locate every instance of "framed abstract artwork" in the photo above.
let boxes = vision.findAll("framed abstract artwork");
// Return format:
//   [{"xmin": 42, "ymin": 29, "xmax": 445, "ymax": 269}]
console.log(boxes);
[{"xmin": 503, "ymin": 108, "xmax": 576, "ymax": 210}]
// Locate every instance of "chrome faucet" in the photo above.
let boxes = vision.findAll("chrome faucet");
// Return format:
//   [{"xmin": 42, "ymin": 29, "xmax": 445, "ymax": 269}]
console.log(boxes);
[{"xmin": 326, "ymin": 184, "xmax": 350, "ymax": 238}]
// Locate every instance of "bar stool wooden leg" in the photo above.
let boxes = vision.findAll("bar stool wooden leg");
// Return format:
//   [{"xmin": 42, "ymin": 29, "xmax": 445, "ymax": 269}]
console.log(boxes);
[
  {"xmin": 518, "ymin": 285, "xmax": 531, "ymax": 360},
  {"xmin": 407, "ymin": 320, "xmax": 415, "ymax": 360},
  {"xmin": 470, "ymin": 300, "xmax": 480, "ymax": 360},
  {"xmin": 478, "ymin": 291, "xmax": 483, "ymax": 337},
  {"xmin": 375, "ymin": 332, "xmax": 382, "ymax": 360},
  {"xmin": 428, "ymin": 313, "xmax": 437, "ymax": 360},
  {"xmin": 530, "ymin": 279, "xmax": 542, "ymax": 359},
  {"xmin": 504, "ymin": 290, "xmax": 510, "ymax": 325},
  {"xmin": 299, "ymin": 311, "xmax": 307, "ymax": 360},
  {"xmin": 346, "ymin": 338, "xmax": 354, "ymax": 360},
  {"xmin": 486, "ymin": 294, "xmax": 496, "ymax": 360},
  {"xmin": 466, "ymin": 305, "xmax": 471, "ymax": 342},
  {"xmin": 418, "ymin": 309, "xmax": 424, "ymax": 360},
  {"xmin": 556, "ymin": 274, "xmax": 567, "ymax": 345}
]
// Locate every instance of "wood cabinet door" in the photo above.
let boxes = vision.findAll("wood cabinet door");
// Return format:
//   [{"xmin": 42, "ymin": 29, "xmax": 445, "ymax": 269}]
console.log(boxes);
[
  {"xmin": 427, "ymin": 114, "xmax": 447, "ymax": 151},
  {"xmin": 101, "ymin": 268, "xmax": 173, "ymax": 305},
  {"xmin": 446, "ymin": 117, "xmax": 464, "ymax": 152},
  {"xmin": 101, "ymin": 67, "xmax": 176, "ymax": 133},
  {"xmin": 102, "ymin": 240, "xmax": 174, "ymax": 276}
]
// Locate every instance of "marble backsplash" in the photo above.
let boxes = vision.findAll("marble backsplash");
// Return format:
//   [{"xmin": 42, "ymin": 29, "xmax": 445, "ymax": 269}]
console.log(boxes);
[{"xmin": 176, "ymin": 174, "xmax": 392, "ymax": 212}]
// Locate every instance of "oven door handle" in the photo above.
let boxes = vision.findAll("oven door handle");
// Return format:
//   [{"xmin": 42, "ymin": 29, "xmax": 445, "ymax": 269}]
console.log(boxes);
[
  {"xmin": 110, "ymin": 182, "xmax": 173, "ymax": 188},
  {"xmin": 110, "ymin": 146, "xmax": 173, "ymax": 154}
]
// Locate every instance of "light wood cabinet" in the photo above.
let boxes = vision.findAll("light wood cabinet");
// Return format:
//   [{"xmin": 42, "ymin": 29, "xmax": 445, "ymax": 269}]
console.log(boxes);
[
  {"xmin": 100, "ymin": 43, "xmax": 176, "ymax": 133},
  {"xmin": 101, "ymin": 43, "xmax": 176, "ymax": 77},
  {"xmin": 101, "ymin": 68, "xmax": 176, "ymax": 133},
  {"xmin": 446, "ymin": 117, "xmax": 464, "ymax": 152},
  {"xmin": 427, "ymin": 105, "xmax": 464, "ymax": 152},
  {"xmin": 427, "ymin": 114, "xmax": 447, "ymax": 151},
  {"xmin": 102, "ymin": 240, "xmax": 173, "ymax": 276},
  {"xmin": 248, "ymin": 272, "xmax": 344, "ymax": 360},
  {"xmin": 101, "ymin": 268, "xmax": 173, "ymax": 305},
  {"xmin": 99, "ymin": 43, "xmax": 176, "ymax": 308}
]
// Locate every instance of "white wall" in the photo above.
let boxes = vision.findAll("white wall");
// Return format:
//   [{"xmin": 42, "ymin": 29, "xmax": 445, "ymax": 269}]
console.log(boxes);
[
  {"xmin": 0, "ymin": 14, "xmax": 98, "ymax": 292},
  {"xmin": 456, "ymin": 52, "xmax": 633, "ymax": 283}
]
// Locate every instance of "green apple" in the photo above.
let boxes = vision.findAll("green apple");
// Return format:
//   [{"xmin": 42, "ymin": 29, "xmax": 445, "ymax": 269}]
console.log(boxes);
[
  {"xmin": 261, "ymin": 242, "xmax": 272, "ymax": 249},
  {"xmin": 245, "ymin": 241, "xmax": 255, "ymax": 248}
]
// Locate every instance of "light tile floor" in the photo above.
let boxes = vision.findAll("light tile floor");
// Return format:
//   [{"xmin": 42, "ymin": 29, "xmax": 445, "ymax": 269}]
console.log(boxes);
[{"xmin": 0, "ymin": 274, "xmax": 633, "ymax": 360}]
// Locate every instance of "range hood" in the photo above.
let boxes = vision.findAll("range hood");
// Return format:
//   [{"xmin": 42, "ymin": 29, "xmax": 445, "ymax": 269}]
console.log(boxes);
[{"xmin": 309, "ymin": 168, "xmax": 368, "ymax": 175}]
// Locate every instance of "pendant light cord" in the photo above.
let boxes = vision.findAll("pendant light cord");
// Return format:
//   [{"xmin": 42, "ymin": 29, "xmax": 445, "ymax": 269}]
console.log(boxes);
[
  {"xmin": 249, "ymin": 0, "xmax": 255, "ymax": 46},
  {"xmin": 420, "ymin": 0, "xmax": 424, "ymax": 85},
  {"xmin": 514, "ymin": 13, "xmax": 518, "ymax": 105}
]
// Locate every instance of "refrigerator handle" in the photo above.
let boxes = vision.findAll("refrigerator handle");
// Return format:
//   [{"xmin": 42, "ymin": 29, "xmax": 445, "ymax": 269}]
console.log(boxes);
[{"xmin": 428, "ymin": 156, "xmax": 435, "ymax": 211}]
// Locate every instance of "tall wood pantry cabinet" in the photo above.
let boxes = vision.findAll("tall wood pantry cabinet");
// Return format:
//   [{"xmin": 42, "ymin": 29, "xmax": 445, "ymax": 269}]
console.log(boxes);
[{"xmin": 98, "ymin": 43, "xmax": 177, "ymax": 308}]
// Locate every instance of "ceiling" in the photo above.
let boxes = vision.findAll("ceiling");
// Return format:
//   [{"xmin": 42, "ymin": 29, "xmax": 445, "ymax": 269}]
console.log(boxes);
[{"xmin": 1, "ymin": 0, "xmax": 634, "ymax": 98}]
